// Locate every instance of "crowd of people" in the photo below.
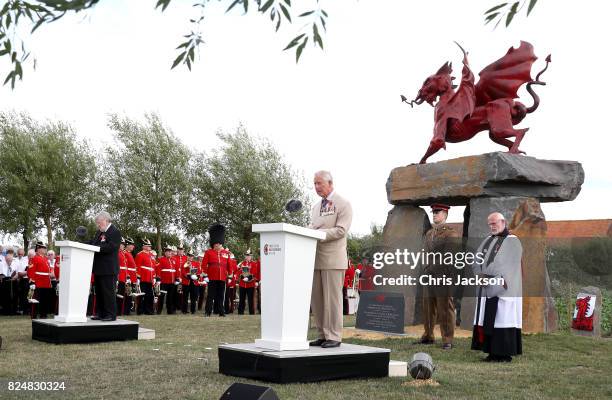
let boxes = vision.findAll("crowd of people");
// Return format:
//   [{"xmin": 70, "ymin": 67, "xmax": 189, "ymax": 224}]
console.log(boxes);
[{"xmin": 0, "ymin": 237, "xmax": 376, "ymax": 319}]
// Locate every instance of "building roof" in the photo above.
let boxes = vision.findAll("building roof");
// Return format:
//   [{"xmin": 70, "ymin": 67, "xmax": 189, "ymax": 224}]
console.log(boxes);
[{"xmin": 445, "ymin": 219, "xmax": 612, "ymax": 238}]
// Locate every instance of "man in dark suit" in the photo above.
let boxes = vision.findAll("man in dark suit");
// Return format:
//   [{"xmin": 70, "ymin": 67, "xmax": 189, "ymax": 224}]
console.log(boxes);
[{"xmin": 90, "ymin": 211, "xmax": 122, "ymax": 322}]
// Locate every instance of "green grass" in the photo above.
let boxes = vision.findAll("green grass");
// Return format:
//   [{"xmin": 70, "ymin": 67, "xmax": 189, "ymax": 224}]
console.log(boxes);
[{"xmin": 1, "ymin": 314, "xmax": 611, "ymax": 400}]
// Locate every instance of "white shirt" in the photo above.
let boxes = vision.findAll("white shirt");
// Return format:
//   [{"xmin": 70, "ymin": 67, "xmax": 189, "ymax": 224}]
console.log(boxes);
[
  {"xmin": 0, "ymin": 258, "xmax": 17, "ymax": 277},
  {"xmin": 15, "ymin": 256, "xmax": 29, "ymax": 273}
]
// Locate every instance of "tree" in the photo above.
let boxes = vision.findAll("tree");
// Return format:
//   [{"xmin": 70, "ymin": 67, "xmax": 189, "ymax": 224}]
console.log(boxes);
[
  {"xmin": 105, "ymin": 112, "xmax": 193, "ymax": 255},
  {"xmin": 0, "ymin": 112, "xmax": 41, "ymax": 247},
  {"xmin": 0, "ymin": 111, "xmax": 99, "ymax": 247},
  {"xmin": 188, "ymin": 124, "xmax": 310, "ymax": 254},
  {"xmin": 0, "ymin": 1, "xmax": 537, "ymax": 89},
  {"xmin": 347, "ymin": 223, "xmax": 383, "ymax": 262}
]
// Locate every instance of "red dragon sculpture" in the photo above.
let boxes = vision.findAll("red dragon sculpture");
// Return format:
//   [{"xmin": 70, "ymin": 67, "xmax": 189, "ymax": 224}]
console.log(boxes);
[{"xmin": 402, "ymin": 41, "xmax": 551, "ymax": 164}]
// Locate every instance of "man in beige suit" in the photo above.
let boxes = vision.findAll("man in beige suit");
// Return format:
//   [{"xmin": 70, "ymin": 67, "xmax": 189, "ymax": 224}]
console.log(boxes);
[{"xmin": 309, "ymin": 170, "xmax": 352, "ymax": 348}]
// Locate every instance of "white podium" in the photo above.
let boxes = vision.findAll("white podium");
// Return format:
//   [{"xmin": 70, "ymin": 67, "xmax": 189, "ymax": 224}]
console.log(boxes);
[
  {"xmin": 54, "ymin": 240, "xmax": 100, "ymax": 323},
  {"xmin": 252, "ymin": 223, "xmax": 325, "ymax": 351}
]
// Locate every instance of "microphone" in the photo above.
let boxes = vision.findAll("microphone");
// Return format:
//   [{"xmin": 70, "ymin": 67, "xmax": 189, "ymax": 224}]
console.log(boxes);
[
  {"xmin": 284, "ymin": 199, "xmax": 303, "ymax": 213},
  {"xmin": 76, "ymin": 226, "xmax": 88, "ymax": 243}
]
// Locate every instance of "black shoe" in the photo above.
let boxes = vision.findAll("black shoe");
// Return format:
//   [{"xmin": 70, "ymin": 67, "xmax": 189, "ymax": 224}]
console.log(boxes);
[
  {"xmin": 482, "ymin": 355, "xmax": 493, "ymax": 362},
  {"xmin": 204, "ymin": 313, "xmax": 211, "ymax": 317},
  {"xmin": 219, "ymin": 314, "xmax": 226, "ymax": 317},
  {"xmin": 90, "ymin": 315, "xmax": 102, "ymax": 320},
  {"xmin": 309, "ymin": 338, "xmax": 326, "ymax": 346},
  {"xmin": 442, "ymin": 343, "xmax": 453, "ymax": 350},
  {"xmin": 321, "ymin": 340, "xmax": 341, "ymax": 348},
  {"xmin": 101, "ymin": 317, "xmax": 116, "ymax": 322},
  {"xmin": 414, "ymin": 338, "xmax": 434, "ymax": 345}
]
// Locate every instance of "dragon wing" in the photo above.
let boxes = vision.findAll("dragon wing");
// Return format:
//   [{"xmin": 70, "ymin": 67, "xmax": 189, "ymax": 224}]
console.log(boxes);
[{"xmin": 475, "ymin": 41, "xmax": 537, "ymax": 107}]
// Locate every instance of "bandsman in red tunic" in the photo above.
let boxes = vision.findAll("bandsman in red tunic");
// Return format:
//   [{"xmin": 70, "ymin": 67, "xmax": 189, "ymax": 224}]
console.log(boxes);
[
  {"xmin": 196, "ymin": 256, "xmax": 207, "ymax": 311},
  {"xmin": 135, "ymin": 238, "xmax": 157, "ymax": 315},
  {"xmin": 27, "ymin": 241, "xmax": 53, "ymax": 318},
  {"xmin": 180, "ymin": 248, "xmax": 200, "ymax": 314},
  {"xmin": 235, "ymin": 249, "xmax": 260, "ymax": 315},
  {"xmin": 116, "ymin": 238, "xmax": 132, "ymax": 315},
  {"xmin": 123, "ymin": 237, "xmax": 138, "ymax": 315},
  {"xmin": 224, "ymin": 249, "xmax": 238, "ymax": 314},
  {"xmin": 201, "ymin": 224, "xmax": 231, "ymax": 317},
  {"xmin": 343, "ymin": 260, "xmax": 356, "ymax": 315},
  {"xmin": 173, "ymin": 242, "xmax": 188, "ymax": 312},
  {"xmin": 156, "ymin": 244, "xmax": 178, "ymax": 314}
]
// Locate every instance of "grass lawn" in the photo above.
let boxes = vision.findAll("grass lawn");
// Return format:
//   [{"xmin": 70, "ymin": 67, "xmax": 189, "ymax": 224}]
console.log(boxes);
[{"xmin": 1, "ymin": 314, "xmax": 611, "ymax": 400}]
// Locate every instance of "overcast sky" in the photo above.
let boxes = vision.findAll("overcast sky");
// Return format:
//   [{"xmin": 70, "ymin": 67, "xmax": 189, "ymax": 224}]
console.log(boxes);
[{"xmin": 1, "ymin": 0, "xmax": 610, "ymax": 235}]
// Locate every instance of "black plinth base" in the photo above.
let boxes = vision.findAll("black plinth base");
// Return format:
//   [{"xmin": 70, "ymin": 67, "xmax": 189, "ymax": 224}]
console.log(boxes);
[
  {"xmin": 32, "ymin": 318, "xmax": 139, "ymax": 344},
  {"xmin": 219, "ymin": 343, "xmax": 390, "ymax": 383}
]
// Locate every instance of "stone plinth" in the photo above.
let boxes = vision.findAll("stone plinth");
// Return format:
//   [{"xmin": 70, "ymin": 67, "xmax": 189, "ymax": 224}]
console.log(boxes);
[
  {"xmin": 382, "ymin": 153, "xmax": 583, "ymax": 335},
  {"xmin": 387, "ymin": 152, "xmax": 584, "ymax": 206}
]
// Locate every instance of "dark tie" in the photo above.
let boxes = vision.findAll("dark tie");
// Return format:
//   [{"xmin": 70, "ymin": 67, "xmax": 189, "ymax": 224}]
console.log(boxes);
[{"xmin": 321, "ymin": 198, "xmax": 328, "ymax": 208}]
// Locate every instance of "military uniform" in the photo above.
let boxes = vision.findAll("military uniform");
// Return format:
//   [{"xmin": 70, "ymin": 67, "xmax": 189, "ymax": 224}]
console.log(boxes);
[
  {"xmin": 135, "ymin": 239, "xmax": 157, "ymax": 315},
  {"xmin": 117, "ymin": 240, "xmax": 132, "ymax": 316},
  {"xmin": 156, "ymin": 246, "xmax": 178, "ymax": 314},
  {"xmin": 224, "ymin": 251, "xmax": 237, "ymax": 314},
  {"xmin": 27, "ymin": 242, "xmax": 53, "ymax": 318},
  {"xmin": 202, "ymin": 224, "xmax": 230, "ymax": 317},
  {"xmin": 419, "ymin": 204, "xmax": 460, "ymax": 348},
  {"xmin": 235, "ymin": 250, "xmax": 259, "ymax": 315}
]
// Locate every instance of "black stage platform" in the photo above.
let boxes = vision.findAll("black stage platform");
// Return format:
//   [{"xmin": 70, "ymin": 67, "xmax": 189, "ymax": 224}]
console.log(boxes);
[
  {"xmin": 32, "ymin": 318, "xmax": 139, "ymax": 344},
  {"xmin": 219, "ymin": 343, "xmax": 390, "ymax": 383}
]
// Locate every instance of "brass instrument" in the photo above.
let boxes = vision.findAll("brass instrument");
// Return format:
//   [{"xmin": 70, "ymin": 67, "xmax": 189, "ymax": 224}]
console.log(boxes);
[
  {"xmin": 125, "ymin": 277, "xmax": 133, "ymax": 297},
  {"xmin": 27, "ymin": 283, "xmax": 38, "ymax": 304},
  {"xmin": 348, "ymin": 268, "xmax": 360, "ymax": 298},
  {"xmin": 239, "ymin": 265, "xmax": 254, "ymax": 283},
  {"xmin": 116, "ymin": 280, "xmax": 123, "ymax": 299}
]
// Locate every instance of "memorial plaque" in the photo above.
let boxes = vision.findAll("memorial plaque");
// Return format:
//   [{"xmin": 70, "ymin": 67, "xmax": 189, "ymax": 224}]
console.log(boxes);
[{"xmin": 355, "ymin": 291, "xmax": 405, "ymax": 335}]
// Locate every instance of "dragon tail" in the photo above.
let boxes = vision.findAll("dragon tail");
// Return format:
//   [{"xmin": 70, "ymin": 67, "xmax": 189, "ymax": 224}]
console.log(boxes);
[{"xmin": 526, "ymin": 54, "xmax": 551, "ymax": 114}]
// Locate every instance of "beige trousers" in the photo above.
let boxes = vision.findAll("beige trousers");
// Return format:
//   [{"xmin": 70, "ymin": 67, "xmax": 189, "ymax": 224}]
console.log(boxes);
[{"xmin": 311, "ymin": 269, "xmax": 344, "ymax": 342}]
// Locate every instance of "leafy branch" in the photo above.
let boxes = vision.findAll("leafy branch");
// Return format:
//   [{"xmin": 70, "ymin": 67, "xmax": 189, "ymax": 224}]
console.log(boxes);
[{"xmin": 484, "ymin": 0, "xmax": 538, "ymax": 28}]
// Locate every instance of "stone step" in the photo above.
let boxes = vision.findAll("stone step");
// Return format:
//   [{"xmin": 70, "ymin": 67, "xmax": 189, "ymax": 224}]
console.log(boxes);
[{"xmin": 138, "ymin": 327, "xmax": 155, "ymax": 340}]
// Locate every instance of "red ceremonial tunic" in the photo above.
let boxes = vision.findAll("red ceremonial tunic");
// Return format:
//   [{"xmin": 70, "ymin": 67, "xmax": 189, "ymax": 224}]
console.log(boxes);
[
  {"xmin": 201, "ymin": 248, "xmax": 232, "ymax": 281},
  {"xmin": 344, "ymin": 264, "xmax": 355, "ymax": 288},
  {"xmin": 135, "ymin": 250, "xmax": 157, "ymax": 283},
  {"xmin": 27, "ymin": 254, "xmax": 52, "ymax": 288},
  {"xmin": 235, "ymin": 260, "xmax": 260, "ymax": 289},
  {"xmin": 125, "ymin": 252, "xmax": 137, "ymax": 282},
  {"xmin": 118, "ymin": 250, "xmax": 128, "ymax": 282},
  {"xmin": 156, "ymin": 256, "xmax": 177, "ymax": 284}
]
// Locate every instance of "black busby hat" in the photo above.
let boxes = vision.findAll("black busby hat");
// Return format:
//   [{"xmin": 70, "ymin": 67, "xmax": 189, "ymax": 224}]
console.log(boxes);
[
  {"xmin": 208, "ymin": 224, "xmax": 225, "ymax": 247},
  {"xmin": 142, "ymin": 237, "xmax": 152, "ymax": 247},
  {"xmin": 35, "ymin": 241, "xmax": 47, "ymax": 250}
]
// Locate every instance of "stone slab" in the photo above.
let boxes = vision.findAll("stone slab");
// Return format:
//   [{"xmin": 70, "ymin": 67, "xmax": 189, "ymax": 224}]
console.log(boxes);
[{"xmin": 387, "ymin": 152, "xmax": 584, "ymax": 206}]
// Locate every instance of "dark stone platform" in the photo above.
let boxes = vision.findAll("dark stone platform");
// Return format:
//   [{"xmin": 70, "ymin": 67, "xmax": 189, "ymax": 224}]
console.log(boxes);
[
  {"xmin": 219, "ymin": 343, "xmax": 390, "ymax": 383},
  {"xmin": 32, "ymin": 318, "xmax": 139, "ymax": 344}
]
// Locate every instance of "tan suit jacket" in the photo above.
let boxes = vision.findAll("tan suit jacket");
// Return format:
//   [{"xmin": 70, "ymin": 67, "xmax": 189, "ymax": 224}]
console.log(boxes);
[{"xmin": 310, "ymin": 192, "xmax": 352, "ymax": 270}]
